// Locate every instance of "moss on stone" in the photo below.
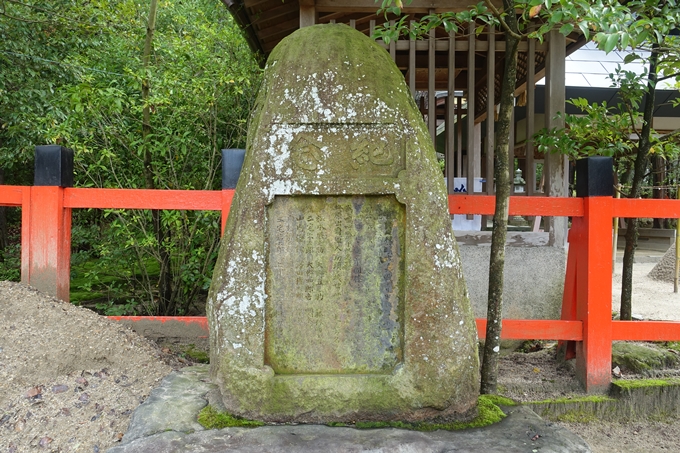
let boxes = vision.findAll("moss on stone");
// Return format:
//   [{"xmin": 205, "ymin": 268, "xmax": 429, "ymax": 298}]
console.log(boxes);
[
  {"xmin": 529, "ymin": 395, "xmax": 615, "ymax": 405},
  {"xmin": 612, "ymin": 342, "xmax": 680, "ymax": 375},
  {"xmin": 662, "ymin": 341, "xmax": 680, "ymax": 352},
  {"xmin": 199, "ymin": 396, "xmax": 505, "ymax": 431},
  {"xmin": 529, "ymin": 397, "xmax": 615, "ymax": 423},
  {"xmin": 197, "ymin": 406, "xmax": 264, "ymax": 429},
  {"xmin": 340, "ymin": 396, "xmax": 506, "ymax": 431},
  {"xmin": 182, "ymin": 344, "xmax": 209, "ymax": 364},
  {"xmin": 554, "ymin": 410, "xmax": 597, "ymax": 423},
  {"xmin": 482, "ymin": 394, "xmax": 518, "ymax": 407},
  {"xmin": 613, "ymin": 378, "xmax": 680, "ymax": 390}
]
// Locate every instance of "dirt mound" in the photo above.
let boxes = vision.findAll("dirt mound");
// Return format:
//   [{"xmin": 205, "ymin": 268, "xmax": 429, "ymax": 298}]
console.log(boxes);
[
  {"xmin": 648, "ymin": 243, "xmax": 677, "ymax": 283},
  {"xmin": 0, "ymin": 281, "xmax": 172, "ymax": 452}
]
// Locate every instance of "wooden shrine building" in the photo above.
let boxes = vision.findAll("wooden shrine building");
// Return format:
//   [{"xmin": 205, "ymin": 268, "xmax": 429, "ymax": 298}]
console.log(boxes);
[{"xmin": 222, "ymin": 0, "xmax": 588, "ymax": 247}]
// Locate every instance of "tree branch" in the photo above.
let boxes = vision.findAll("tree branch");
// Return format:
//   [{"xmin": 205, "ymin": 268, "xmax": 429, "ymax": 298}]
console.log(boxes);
[{"xmin": 484, "ymin": 0, "xmax": 523, "ymax": 40}]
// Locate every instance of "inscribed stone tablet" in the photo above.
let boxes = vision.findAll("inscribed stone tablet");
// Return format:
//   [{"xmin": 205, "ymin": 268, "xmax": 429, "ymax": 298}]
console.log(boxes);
[{"xmin": 265, "ymin": 195, "xmax": 404, "ymax": 374}]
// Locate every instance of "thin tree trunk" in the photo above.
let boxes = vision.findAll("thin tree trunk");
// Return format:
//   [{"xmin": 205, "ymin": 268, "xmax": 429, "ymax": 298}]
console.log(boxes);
[
  {"xmin": 141, "ymin": 0, "xmax": 173, "ymax": 315},
  {"xmin": 480, "ymin": 1, "xmax": 519, "ymax": 394},
  {"xmin": 620, "ymin": 45, "xmax": 658, "ymax": 321}
]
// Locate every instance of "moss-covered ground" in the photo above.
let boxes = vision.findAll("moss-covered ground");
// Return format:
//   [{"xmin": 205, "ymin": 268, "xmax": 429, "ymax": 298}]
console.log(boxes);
[
  {"xmin": 197, "ymin": 395, "xmax": 517, "ymax": 431},
  {"xmin": 613, "ymin": 377, "xmax": 680, "ymax": 390}
]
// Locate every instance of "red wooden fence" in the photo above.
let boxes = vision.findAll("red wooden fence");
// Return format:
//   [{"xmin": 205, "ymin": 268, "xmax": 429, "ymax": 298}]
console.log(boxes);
[{"xmin": 2, "ymin": 185, "xmax": 680, "ymax": 392}]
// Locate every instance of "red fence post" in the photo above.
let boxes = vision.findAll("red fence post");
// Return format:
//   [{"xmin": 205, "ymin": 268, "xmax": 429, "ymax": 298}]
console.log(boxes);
[
  {"xmin": 572, "ymin": 157, "xmax": 614, "ymax": 392},
  {"xmin": 221, "ymin": 189, "xmax": 235, "ymax": 235},
  {"xmin": 25, "ymin": 146, "xmax": 73, "ymax": 301},
  {"xmin": 20, "ymin": 187, "xmax": 31, "ymax": 285}
]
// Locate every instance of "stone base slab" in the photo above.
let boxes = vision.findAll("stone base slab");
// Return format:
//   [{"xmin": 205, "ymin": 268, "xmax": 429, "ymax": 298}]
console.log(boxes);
[{"xmin": 107, "ymin": 366, "xmax": 591, "ymax": 453}]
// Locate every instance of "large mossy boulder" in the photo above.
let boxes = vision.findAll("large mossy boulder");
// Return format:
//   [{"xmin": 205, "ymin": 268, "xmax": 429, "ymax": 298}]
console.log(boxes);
[{"xmin": 207, "ymin": 24, "xmax": 479, "ymax": 423}]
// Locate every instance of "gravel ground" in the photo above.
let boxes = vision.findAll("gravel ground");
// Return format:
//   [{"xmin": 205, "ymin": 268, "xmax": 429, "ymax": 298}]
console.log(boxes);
[
  {"xmin": 2, "ymin": 249, "xmax": 680, "ymax": 452},
  {"xmin": 0, "ymin": 282, "xmax": 182, "ymax": 452}
]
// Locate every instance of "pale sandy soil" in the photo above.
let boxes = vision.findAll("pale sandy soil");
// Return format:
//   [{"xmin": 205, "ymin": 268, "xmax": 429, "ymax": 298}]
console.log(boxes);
[
  {"xmin": 612, "ymin": 259, "xmax": 680, "ymax": 321},
  {"xmin": 0, "ymin": 282, "xmax": 187, "ymax": 452}
]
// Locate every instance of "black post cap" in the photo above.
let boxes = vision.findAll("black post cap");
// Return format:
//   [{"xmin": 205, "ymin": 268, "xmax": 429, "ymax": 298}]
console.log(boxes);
[
  {"xmin": 575, "ymin": 156, "xmax": 613, "ymax": 197},
  {"xmin": 222, "ymin": 149, "xmax": 246, "ymax": 189},
  {"xmin": 34, "ymin": 145, "xmax": 74, "ymax": 187}
]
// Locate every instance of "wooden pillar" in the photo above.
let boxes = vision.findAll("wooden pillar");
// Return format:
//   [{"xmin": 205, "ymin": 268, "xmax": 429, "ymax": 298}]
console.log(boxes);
[
  {"xmin": 300, "ymin": 1, "xmax": 316, "ymax": 28},
  {"xmin": 389, "ymin": 20, "xmax": 396, "ymax": 60},
  {"xmin": 466, "ymin": 21, "xmax": 476, "ymax": 195},
  {"xmin": 526, "ymin": 37, "xmax": 537, "ymax": 196},
  {"xmin": 457, "ymin": 96, "xmax": 462, "ymax": 177},
  {"xmin": 446, "ymin": 30, "xmax": 456, "ymax": 194},
  {"xmin": 544, "ymin": 29, "xmax": 568, "ymax": 247},
  {"xmin": 485, "ymin": 26, "xmax": 495, "ymax": 196},
  {"xmin": 409, "ymin": 21, "xmax": 416, "ymax": 97},
  {"xmin": 575, "ymin": 157, "xmax": 614, "ymax": 392},
  {"xmin": 509, "ymin": 100, "xmax": 515, "ymax": 193},
  {"xmin": 428, "ymin": 22, "xmax": 436, "ymax": 146},
  {"xmin": 26, "ymin": 145, "xmax": 73, "ymax": 301}
]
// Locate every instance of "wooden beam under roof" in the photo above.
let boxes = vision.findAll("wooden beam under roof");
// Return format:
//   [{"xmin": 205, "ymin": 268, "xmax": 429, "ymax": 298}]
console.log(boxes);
[
  {"xmin": 258, "ymin": 17, "xmax": 300, "ymax": 41},
  {"xmin": 250, "ymin": 4, "xmax": 297, "ymax": 26},
  {"xmin": 312, "ymin": 0, "xmax": 500, "ymax": 13}
]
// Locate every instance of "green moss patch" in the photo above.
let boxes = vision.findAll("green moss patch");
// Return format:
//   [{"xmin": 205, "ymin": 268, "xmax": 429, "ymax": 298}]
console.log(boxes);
[
  {"xmin": 612, "ymin": 342, "xmax": 680, "ymax": 375},
  {"xmin": 483, "ymin": 394, "xmax": 518, "ymax": 407},
  {"xmin": 529, "ymin": 395, "xmax": 615, "ymax": 405},
  {"xmin": 182, "ymin": 344, "xmax": 209, "ymax": 364},
  {"xmin": 352, "ymin": 395, "xmax": 507, "ymax": 431},
  {"xmin": 528, "ymin": 396, "xmax": 617, "ymax": 423},
  {"xmin": 613, "ymin": 378, "xmax": 680, "ymax": 390},
  {"xmin": 554, "ymin": 410, "xmax": 597, "ymax": 423},
  {"xmin": 199, "ymin": 396, "xmax": 510, "ymax": 431},
  {"xmin": 198, "ymin": 406, "xmax": 265, "ymax": 429}
]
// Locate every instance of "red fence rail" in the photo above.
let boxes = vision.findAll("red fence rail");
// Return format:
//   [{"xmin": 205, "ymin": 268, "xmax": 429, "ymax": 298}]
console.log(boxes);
[{"xmin": 2, "ymin": 185, "xmax": 680, "ymax": 392}]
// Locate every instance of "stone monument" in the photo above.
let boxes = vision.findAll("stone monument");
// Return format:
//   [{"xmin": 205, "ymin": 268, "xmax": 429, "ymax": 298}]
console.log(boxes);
[{"xmin": 207, "ymin": 24, "xmax": 479, "ymax": 423}]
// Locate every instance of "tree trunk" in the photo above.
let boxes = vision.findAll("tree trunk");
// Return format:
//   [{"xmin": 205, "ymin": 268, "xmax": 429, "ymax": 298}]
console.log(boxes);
[
  {"xmin": 480, "ymin": 2, "xmax": 519, "ymax": 394},
  {"xmin": 141, "ymin": 0, "xmax": 173, "ymax": 315},
  {"xmin": 620, "ymin": 45, "xmax": 658, "ymax": 321}
]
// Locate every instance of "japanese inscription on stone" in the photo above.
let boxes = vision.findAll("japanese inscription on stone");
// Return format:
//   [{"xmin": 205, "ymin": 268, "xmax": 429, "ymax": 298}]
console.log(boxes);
[
  {"xmin": 288, "ymin": 125, "xmax": 405, "ymax": 177},
  {"xmin": 265, "ymin": 195, "xmax": 404, "ymax": 374}
]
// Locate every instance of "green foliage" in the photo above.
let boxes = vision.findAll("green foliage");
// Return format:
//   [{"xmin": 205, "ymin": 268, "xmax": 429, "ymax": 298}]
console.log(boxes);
[
  {"xmin": 535, "ymin": 65, "xmax": 680, "ymax": 164},
  {"xmin": 0, "ymin": 222, "xmax": 21, "ymax": 282},
  {"xmin": 534, "ymin": 98, "xmax": 639, "ymax": 160},
  {"xmin": 0, "ymin": 243, "xmax": 20, "ymax": 282},
  {"xmin": 2, "ymin": 0, "xmax": 261, "ymax": 314}
]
